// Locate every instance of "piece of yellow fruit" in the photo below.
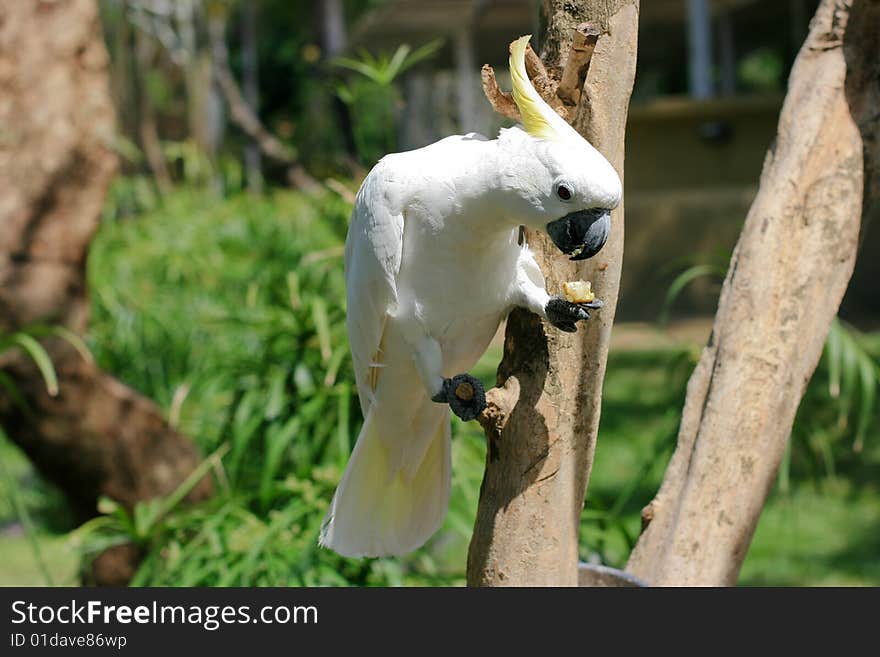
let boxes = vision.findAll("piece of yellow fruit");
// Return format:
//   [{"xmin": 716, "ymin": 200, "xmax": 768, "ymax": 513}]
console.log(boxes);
[{"xmin": 563, "ymin": 280, "xmax": 595, "ymax": 303}]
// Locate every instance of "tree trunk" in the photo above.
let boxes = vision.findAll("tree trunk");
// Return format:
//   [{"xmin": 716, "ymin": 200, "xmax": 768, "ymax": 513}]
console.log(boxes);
[
  {"xmin": 626, "ymin": 0, "xmax": 877, "ymax": 586},
  {"xmin": 467, "ymin": 0, "xmax": 639, "ymax": 587},
  {"xmin": 0, "ymin": 0, "xmax": 211, "ymax": 585}
]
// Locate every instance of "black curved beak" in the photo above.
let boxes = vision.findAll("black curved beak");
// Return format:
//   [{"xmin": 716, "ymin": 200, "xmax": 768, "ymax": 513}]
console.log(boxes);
[{"xmin": 546, "ymin": 208, "xmax": 611, "ymax": 261}]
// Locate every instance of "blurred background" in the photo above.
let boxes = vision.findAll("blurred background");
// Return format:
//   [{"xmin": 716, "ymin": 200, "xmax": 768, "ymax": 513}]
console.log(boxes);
[{"xmin": 1, "ymin": 0, "xmax": 877, "ymax": 586}]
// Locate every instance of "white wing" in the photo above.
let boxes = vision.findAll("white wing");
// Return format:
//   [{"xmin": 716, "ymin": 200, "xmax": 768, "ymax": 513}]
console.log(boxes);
[{"xmin": 344, "ymin": 161, "xmax": 405, "ymax": 417}]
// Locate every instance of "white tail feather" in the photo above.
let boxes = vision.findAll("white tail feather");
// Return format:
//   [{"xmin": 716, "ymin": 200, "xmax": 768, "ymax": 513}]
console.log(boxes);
[{"xmin": 319, "ymin": 403, "xmax": 451, "ymax": 558}]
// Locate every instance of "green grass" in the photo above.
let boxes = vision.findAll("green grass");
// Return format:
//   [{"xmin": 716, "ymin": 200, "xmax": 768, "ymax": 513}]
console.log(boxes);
[
  {"xmin": 1, "ymin": 184, "xmax": 877, "ymax": 586},
  {"xmin": 743, "ymin": 482, "xmax": 880, "ymax": 586},
  {"xmin": 0, "ymin": 532, "xmax": 78, "ymax": 587},
  {"xmin": 0, "ymin": 439, "xmax": 79, "ymax": 586},
  {"xmin": 582, "ymin": 347, "xmax": 880, "ymax": 584},
  {"xmin": 3, "ymin": 343, "xmax": 878, "ymax": 585}
]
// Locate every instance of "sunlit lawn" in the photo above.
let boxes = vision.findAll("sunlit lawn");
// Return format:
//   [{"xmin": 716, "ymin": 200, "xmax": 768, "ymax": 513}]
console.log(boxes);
[
  {"xmin": 3, "ymin": 336, "xmax": 877, "ymax": 586},
  {"xmin": 0, "ymin": 439, "xmax": 78, "ymax": 586},
  {"xmin": 0, "ymin": 531, "xmax": 78, "ymax": 587}
]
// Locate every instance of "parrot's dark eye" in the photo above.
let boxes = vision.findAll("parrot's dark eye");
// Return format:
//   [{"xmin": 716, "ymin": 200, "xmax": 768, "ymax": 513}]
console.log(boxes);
[{"xmin": 556, "ymin": 184, "xmax": 572, "ymax": 201}]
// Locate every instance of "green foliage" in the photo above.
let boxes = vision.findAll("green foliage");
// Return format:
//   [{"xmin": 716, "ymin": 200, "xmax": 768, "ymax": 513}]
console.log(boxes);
[
  {"xmin": 738, "ymin": 47, "xmax": 785, "ymax": 93},
  {"xmin": 333, "ymin": 41, "xmax": 443, "ymax": 88},
  {"xmin": 104, "ymin": 133, "xmax": 254, "ymax": 220},
  {"xmin": 740, "ymin": 482, "xmax": 880, "ymax": 586},
  {"xmin": 79, "ymin": 185, "xmax": 481, "ymax": 585},
  {"xmin": 579, "ymin": 347, "xmax": 696, "ymax": 567},
  {"xmin": 657, "ymin": 249, "xmax": 729, "ymax": 326},
  {"xmin": 0, "ymin": 327, "xmax": 70, "ymax": 400},
  {"xmin": 332, "ymin": 41, "xmax": 442, "ymax": 165},
  {"xmin": 788, "ymin": 320, "xmax": 880, "ymax": 484},
  {"xmin": 0, "ymin": 325, "xmax": 92, "ymax": 405},
  {"xmin": 0, "ymin": 437, "xmax": 54, "ymax": 586}
]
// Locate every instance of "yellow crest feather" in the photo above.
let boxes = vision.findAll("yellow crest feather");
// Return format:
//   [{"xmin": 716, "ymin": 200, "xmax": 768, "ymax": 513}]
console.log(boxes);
[{"xmin": 508, "ymin": 35, "xmax": 562, "ymax": 141}]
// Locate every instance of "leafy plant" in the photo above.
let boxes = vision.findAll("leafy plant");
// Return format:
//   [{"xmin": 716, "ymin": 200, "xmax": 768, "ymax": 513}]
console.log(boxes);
[
  {"xmin": 332, "ymin": 40, "xmax": 442, "ymax": 165},
  {"xmin": 333, "ymin": 41, "xmax": 443, "ymax": 88},
  {"xmin": 70, "ymin": 444, "xmax": 228, "ymax": 560},
  {"xmin": 738, "ymin": 47, "xmax": 785, "ymax": 93},
  {"xmin": 0, "ymin": 326, "xmax": 90, "ymax": 400},
  {"xmin": 785, "ymin": 319, "xmax": 880, "ymax": 486},
  {"xmin": 657, "ymin": 249, "xmax": 729, "ymax": 326}
]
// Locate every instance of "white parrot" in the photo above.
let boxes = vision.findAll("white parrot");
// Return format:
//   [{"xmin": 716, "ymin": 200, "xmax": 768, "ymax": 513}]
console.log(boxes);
[{"xmin": 320, "ymin": 35, "xmax": 621, "ymax": 558}]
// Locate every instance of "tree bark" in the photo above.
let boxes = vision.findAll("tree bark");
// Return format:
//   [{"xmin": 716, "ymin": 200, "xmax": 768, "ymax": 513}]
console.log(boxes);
[
  {"xmin": 0, "ymin": 0, "xmax": 211, "ymax": 584},
  {"xmin": 626, "ymin": 0, "xmax": 877, "ymax": 586},
  {"xmin": 467, "ymin": 0, "xmax": 639, "ymax": 587}
]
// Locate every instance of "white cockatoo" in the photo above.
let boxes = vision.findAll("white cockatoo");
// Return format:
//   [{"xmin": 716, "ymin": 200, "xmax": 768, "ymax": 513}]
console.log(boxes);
[{"xmin": 320, "ymin": 35, "xmax": 621, "ymax": 558}]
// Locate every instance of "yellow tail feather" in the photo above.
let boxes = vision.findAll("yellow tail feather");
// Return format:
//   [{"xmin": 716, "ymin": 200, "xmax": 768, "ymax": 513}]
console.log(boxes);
[{"xmin": 319, "ymin": 402, "xmax": 451, "ymax": 558}]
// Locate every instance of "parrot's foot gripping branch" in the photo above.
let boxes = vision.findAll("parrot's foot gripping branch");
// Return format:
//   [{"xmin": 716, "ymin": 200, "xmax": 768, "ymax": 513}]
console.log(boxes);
[
  {"xmin": 545, "ymin": 296, "xmax": 604, "ymax": 333},
  {"xmin": 432, "ymin": 373, "xmax": 487, "ymax": 421}
]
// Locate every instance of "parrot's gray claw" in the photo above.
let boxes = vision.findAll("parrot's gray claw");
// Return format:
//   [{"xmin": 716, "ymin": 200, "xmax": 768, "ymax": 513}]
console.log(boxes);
[
  {"xmin": 545, "ymin": 296, "xmax": 602, "ymax": 332},
  {"xmin": 431, "ymin": 374, "xmax": 486, "ymax": 421}
]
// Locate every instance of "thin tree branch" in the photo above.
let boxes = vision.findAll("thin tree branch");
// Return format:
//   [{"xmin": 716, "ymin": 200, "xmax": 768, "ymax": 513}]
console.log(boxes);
[
  {"xmin": 480, "ymin": 40, "xmax": 571, "ymax": 122},
  {"xmin": 207, "ymin": 15, "xmax": 322, "ymax": 192},
  {"xmin": 477, "ymin": 376, "xmax": 521, "ymax": 440},
  {"xmin": 481, "ymin": 64, "xmax": 521, "ymax": 121},
  {"xmin": 523, "ymin": 42, "xmax": 569, "ymax": 120}
]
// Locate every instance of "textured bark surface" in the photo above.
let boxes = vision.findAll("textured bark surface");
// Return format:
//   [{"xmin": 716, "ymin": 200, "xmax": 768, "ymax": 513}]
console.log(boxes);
[
  {"xmin": 0, "ymin": 0, "xmax": 211, "ymax": 581},
  {"xmin": 467, "ymin": 0, "xmax": 639, "ymax": 586},
  {"xmin": 626, "ymin": 0, "xmax": 876, "ymax": 586}
]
